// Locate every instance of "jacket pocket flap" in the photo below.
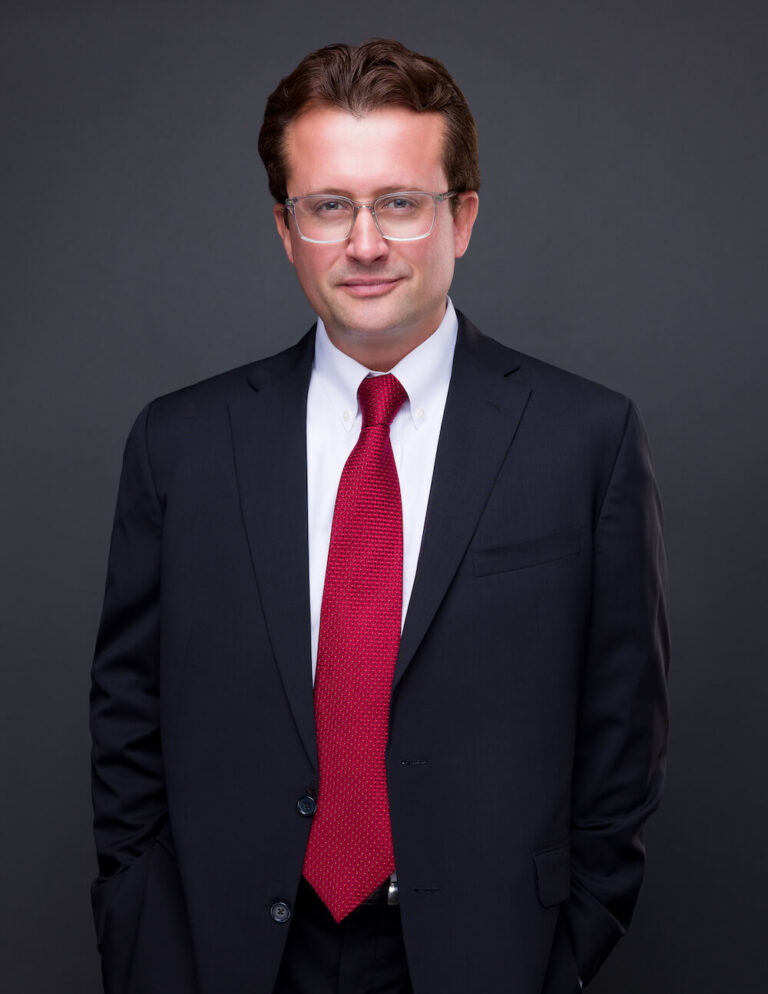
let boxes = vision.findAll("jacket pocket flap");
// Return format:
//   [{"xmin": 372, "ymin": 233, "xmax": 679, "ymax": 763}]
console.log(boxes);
[
  {"xmin": 533, "ymin": 841, "xmax": 571, "ymax": 908},
  {"xmin": 473, "ymin": 528, "xmax": 581, "ymax": 577}
]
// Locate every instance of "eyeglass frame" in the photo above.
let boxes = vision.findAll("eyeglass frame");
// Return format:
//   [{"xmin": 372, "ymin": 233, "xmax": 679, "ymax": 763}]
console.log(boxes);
[{"xmin": 283, "ymin": 190, "xmax": 460, "ymax": 244}]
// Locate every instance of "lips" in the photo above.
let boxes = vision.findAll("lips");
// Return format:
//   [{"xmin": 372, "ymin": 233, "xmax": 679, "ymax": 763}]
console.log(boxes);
[{"xmin": 338, "ymin": 277, "xmax": 403, "ymax": 297}]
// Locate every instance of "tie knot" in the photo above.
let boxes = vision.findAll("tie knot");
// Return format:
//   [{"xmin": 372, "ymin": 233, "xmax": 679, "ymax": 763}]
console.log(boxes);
[{"xmin": 358, "ymin": 374, "xmax": 408, "ymax": 429}]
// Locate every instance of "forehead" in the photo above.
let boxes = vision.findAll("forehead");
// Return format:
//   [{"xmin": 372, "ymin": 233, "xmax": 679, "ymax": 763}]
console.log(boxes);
[{"xmin": 282, "ymin": 105, "xmax": 448, "ymax": 197}]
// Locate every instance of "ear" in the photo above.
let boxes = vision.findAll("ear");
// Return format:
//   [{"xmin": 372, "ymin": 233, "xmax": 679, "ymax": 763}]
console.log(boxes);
[
  {"xmin": 452, "ymin": 192, "xmax": 479, "ymax": 259},
  {"xmin": 273, "ymin": 203, "xmax": 295, "ymax": 265}
]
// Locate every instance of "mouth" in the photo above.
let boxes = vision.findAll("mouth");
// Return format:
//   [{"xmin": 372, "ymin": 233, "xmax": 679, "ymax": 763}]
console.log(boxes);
[{"xmin": 338, "ymin": 277, "xmax": 403, "ymax": 298}]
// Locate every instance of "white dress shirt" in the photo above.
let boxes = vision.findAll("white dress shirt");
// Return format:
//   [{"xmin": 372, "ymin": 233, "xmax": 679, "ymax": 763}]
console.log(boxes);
[{"xmin": 306, "ymin": 298, "xmax": 458, "ymax": 680}]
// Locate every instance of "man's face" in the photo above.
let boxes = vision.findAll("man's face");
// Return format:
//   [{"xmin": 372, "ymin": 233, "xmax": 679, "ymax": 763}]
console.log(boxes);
[{"xmin": 274, "ymin": 105, "xmax": 478, "ymax": 368}]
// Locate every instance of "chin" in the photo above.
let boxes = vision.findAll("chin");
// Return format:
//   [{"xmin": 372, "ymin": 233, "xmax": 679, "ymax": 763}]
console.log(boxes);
[{"xmin": 335, "ymin": 301, "xmax": 408, "ymax": 337}]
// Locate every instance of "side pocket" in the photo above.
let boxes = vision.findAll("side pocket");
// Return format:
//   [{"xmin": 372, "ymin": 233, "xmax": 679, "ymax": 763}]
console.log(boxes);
[{"xmin": 533, "ymin": 840, "xmax": 571, "ymax": 908}]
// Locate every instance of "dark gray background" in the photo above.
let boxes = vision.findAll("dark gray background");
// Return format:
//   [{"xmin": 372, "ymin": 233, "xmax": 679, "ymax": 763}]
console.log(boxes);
[{"xmin": 2, "ymin": 1, "xmax": 765, "ymax": 991}]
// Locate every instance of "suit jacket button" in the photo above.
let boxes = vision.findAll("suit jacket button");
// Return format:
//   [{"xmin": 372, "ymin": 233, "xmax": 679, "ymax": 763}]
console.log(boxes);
[
  {"xmin": 297, "ymin": 795, "xmax": 317, "ymax": 816},
  {"xmin": 270, "ymin": 901, "xmax": 292, "ymax": 924}
]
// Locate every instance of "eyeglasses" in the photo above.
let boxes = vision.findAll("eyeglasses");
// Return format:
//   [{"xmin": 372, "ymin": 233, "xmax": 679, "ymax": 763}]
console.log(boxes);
[{"xmin": 284, "ymin": 190, "xmax": 459, "ymax": 243}]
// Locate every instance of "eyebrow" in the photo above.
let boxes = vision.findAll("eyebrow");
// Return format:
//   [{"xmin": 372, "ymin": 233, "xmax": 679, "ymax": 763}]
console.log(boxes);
[{"xmin": 300, "ymin": 185, "xmax": 429, "ymax": 199}]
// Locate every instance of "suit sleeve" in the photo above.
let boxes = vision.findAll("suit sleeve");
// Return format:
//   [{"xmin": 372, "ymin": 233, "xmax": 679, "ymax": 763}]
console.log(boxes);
[
  {"xmin": 89, "ymin": 403, "xmax": 167, "ymax": 938},
  {"xmin": 564, "ymin": 400, "xmax": 670, "ymax": 985}
]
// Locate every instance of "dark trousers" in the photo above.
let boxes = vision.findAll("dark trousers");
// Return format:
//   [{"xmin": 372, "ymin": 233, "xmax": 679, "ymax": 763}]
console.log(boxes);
[{"xmin": 273, "ymin": 878, "xmax": 414, "ymax": 994}]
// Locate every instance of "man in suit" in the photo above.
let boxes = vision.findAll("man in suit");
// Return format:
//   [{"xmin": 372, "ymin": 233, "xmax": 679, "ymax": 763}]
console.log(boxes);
[{"xmin": 90, "ymin": 39, "xmax": 669, "ymax": 994}]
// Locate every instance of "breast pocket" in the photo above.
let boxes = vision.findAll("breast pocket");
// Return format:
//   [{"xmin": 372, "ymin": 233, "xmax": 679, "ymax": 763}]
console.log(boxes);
[{"xmin": 472, "ymin": 527, "xmax": 581, "ymax": 578}]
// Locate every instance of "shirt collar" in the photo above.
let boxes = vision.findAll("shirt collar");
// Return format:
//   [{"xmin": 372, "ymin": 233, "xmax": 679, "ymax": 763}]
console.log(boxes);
[{"xmin": 313, "ymin": 298, "xmax": 458, "ymax": 432}]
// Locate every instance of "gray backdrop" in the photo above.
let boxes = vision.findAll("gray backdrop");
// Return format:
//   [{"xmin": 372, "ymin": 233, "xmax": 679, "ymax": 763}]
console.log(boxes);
[{"xmin": 2, "ymin": 1, "xmax": 766, "ymax": 991}]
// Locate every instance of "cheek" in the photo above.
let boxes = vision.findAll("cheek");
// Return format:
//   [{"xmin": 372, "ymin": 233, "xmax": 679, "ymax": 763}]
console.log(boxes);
[
  {"xmin": 292, "ymin": 247, "xmax": 333, "ymax": 292},
  {"xmin": 293, "ymin": 251, "xmax": 323, "ymax": 295},
  {"xmin": 412, "ymin": 239, "xmax": 455, "ymax": 288}
]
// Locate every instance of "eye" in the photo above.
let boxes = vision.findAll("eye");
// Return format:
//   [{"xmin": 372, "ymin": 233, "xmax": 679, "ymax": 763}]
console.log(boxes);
[
  {"xmin": 313, "ymin": 199, "xmax": 353, "ymax": 216},
  {"xmin": 378, "ymin": 196, "xmax": 419, "ymax": 211}
]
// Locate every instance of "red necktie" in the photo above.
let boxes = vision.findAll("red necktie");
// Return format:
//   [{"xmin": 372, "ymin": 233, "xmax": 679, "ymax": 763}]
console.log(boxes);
[{"xmin": 303, "ymin": 373, "xmax": 408, "ymax": 922}]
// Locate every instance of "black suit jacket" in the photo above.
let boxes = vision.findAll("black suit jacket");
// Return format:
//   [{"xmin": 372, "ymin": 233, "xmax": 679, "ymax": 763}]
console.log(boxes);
[{"xmin": 90, "ymin": 312, "xmax": 669, "ymax": 994}]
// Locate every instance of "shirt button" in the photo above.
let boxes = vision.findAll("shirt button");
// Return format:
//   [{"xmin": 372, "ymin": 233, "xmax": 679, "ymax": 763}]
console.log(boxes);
[
  {"xmin": 297, "ymin": 795, "xmax": 317, "ymax": 816},
  {"xmin": 416, "ymin": 408, "xmax": 425, "ymax": 420},
  {"xmin": 270, "ymin": 901, "xmax": 292, "ymax": 923},
  {"xmin": 343, "ymin": 410, "xmax": 350, "ymax": 421}
]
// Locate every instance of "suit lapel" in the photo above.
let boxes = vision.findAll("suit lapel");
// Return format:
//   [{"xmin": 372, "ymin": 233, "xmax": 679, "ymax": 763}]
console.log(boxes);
[
  {"xmin": 226, "ymin": 316, "xmax": 530, "ymax": 757},
  {"xmin": 228, "ymin": 330, "xmax": 318, "ymax": 772},
  {"xmin": 393, "ymin": 315, "xmax": 532, "ymax": 693}
]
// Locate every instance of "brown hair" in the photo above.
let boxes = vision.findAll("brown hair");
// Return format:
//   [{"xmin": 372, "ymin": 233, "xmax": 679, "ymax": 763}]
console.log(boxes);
[{"xmin": 258, "ymin": 39, "xmax": 480, "ymax": 207}]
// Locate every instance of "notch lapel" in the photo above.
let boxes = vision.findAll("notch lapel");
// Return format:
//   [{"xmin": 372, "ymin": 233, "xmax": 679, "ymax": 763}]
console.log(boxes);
[
  {"xmin": 228, "ymin": 331, "xmax": 318, "ymax": 771},
  {"xmin": 393, "ymin": 316, "xmax": 532, "ymax": 693}
]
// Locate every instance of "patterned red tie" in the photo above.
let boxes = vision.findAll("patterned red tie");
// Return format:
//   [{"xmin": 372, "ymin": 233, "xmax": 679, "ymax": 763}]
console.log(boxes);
[{"xmin": 303, "ymin": 373, "xmax": 408, "ymax": 922}]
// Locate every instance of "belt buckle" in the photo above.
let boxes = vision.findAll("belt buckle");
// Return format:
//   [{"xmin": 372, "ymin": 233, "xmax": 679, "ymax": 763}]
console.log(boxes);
[
  {"xmin": 387, "ymin": 872, "xmax": 399, "ymax": 906},
  {"xmin": 362, "ymin": 873, "xmax": 399, "ymax": 906}
]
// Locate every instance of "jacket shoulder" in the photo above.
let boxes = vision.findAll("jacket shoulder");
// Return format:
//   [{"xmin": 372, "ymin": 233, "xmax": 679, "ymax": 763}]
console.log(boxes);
[
  {"xmin": 145, "ymin": 329, "xmax": 314, "ymax": 422},
  {"xmin": 457, "ymin": 311, "xmax": 634, "ymax": 426},
  {"xmin": 120, "ymin": 329, "xmax": 314, "ymax": 480}
]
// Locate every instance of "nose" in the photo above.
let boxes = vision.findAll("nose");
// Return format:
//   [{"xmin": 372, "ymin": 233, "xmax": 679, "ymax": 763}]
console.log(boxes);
[{"xmin": 345, "ymin": 205, "xmax": 389, "ymax": 264}]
